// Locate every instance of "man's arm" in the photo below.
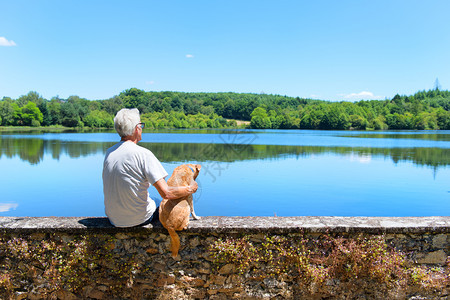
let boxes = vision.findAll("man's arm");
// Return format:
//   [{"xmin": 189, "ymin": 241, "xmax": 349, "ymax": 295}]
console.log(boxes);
[{"xmin": 153, "ymin": 178, "xmax": 198, "ymax": 200}]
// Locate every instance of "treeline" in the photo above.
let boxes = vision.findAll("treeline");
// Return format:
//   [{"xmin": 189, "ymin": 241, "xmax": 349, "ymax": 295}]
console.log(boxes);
[
  {"xmin": 0, "ymin": 88, "xmax": 449, "ymax": 130},
  {"xmin": 249, "ymin": 90, "xmax": 450, "ymax": 130}
]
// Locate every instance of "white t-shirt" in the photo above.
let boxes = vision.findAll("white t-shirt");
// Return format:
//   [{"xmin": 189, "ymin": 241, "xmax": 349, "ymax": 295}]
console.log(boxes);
[{"xmin": 103, "ymin": 141, "xmax": 168, "ymax": 227}]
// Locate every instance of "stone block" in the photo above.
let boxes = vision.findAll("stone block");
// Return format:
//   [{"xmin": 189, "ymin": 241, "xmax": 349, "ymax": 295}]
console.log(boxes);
[
  {"xmin": 202, "ymin": 252, "xmax": 214, "ymax": 261},
  {"xmin": 205, "ymin": 237, "xmax": 217, "ymax": 244},
  {"xmin": 218, "ymin": 263, "xmax": 235, "ymax": 275},
  {"xmin": 154, "ymin": 233, "xmax": 167, "ymax": 241},
  {"xmin": 13, "ymin": 292, "xmax": 29, "ymax": 300},
  {"xmin": 30, "ymin": 233, "xmax": 46, "ymax": 240},
  {"xmin": 189, "ymin": 288, "xmax": 207, "ymax": 299},
  {"xmin": 229, "ymin": 274, "xmax": 242, "ymax": 284},
  {"xmin": 153, "ymin": 262, "xmax": 165, "ymax": 271},
  {"xmin": 87, "ymin": 289, "xmax": 105, "ymax": 300},
  {"xmin": 198, "ymin": 268, "xmax": 210, "ymax": 274},
  {"xmin": 207, "ymin": 289, "xmax": 218, "ymax": 295},
  {"xmin": 180, "ymin": 275, "xmax": 205, "ymax": 287},
  {"xmin": 210, "ymin": 274, "xmax": 227, "ymax": 285},
  {"xmin": 416, "ymin": 250, "xmax": 448, "ymax": 265},
  {"xmin": 27, "ymin": 266, "xmax": 43, "ymax": 278},
  {"xmin": 432, "ymin": 234, "xmax": 448, "ymax": 249},
  {"xmin": 217, "ymin": 286, "xmax": 242, "ymax": 294},
  {"xmin": 114, "ymin": 233, "xmax": 129, "ymax": 239},
  {"xmin": 189, "ymin": 236, "xmax": 201, "ymax": 247},
  {"xmin": 249, "ymin": 233, "xmax": 266, "ymax": 243},
  {"xmin": 145, "ymin": 247, "xmax": 159, "ymax": 254},
  {"xmin": 157, "ymin": 273, "xmax": 175, "ymax": 287}
]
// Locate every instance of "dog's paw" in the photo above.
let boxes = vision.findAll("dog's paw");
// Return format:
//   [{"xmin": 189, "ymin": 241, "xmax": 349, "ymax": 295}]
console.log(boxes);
[{"xmin": 192, "ymin": 215, "xmax": 201, "ymax": 220}]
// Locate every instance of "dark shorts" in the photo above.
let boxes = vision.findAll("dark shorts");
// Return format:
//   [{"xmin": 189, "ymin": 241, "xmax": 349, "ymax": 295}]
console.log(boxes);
[{"xmin": 134, "ymin": 206, "xmax": 160, "ymax": 227}]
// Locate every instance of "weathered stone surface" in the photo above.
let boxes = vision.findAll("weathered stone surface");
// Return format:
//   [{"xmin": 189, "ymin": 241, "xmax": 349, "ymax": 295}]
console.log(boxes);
[
  {"xmin": 157, "ymin": 273, "xmax": 175, "ymax": 287},
  {"xmin": 0, "ymin": 216, "xmax": 449, "ymax": 234},
  {"xmin": 87, "ymin": 288, "xmax": 104, "ymax": 300},
  {"xmin": 432, "ymin": 234, "xmax": 448, "ymax": 249},
  {"xmin": 13, "ymin": 292, "xmax": 28, "ymax": 300},
  {"xmin": 189, "ymin": 288, "xmax": 206, "ymax": 299},
  {"xmin": 416, "ymin": 250, "xmax": 448, "ymax": 265},
  {"xmin": 179, "ymin": 275, "xmax": 205, "ymax": 287},
  {"xmin": 210, "ymin": 274, "xmax": 227, "ymax": 285},
  {"xmin": 218, "ymin": 263, "xmax": 235, "ymax": 275},
  {"xmin": 145, "ymin": 247, "xmax": 159, "ymax": 254},
  {"xmin": 189, "ymin": 236, "xmax": 201, "ymax": 247},
  {"xmin": 115, "ymin": 233, "xmax": 130, "ymax": 239},
  {"xmin": 0, "ymin": 216, "xmax": 449, "ymax": 299}
]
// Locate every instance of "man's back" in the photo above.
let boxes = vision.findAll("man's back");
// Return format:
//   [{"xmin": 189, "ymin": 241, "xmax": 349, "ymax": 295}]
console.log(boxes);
[{"xmin": 103, "ymin": 141, "xmax": 167, "ymax": 227}]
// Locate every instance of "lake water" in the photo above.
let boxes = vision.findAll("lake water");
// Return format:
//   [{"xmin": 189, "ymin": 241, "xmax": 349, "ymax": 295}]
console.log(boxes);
[{"xmin": 0, "ymin": 129, "xmax": 449, "ymax": 217}]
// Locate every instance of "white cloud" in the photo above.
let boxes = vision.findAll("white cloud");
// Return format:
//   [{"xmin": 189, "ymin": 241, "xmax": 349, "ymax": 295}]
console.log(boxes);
[
  {"xmin": 0, "ymin": 203, "xmax": 18, "ymax": 212},
  {"xmin": 341, "ymin": 91, "xmax": 382, "ymax": 101},
  {"xmin": 145, "ymin": 80, "xmax": 155, "ymax": 85},
  {"xmin": 185, "ymin": 54, "xmax": 194, "ymax": 58},
  {"xmin": 0, "ymin": 37, "xmax": 17, "ymax": 47}
]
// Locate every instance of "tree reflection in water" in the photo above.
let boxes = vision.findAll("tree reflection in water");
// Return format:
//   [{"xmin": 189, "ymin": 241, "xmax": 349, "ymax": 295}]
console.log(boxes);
[{"xmin": 0, "ymin": 136, "xmax": 448, "ymax": 170}]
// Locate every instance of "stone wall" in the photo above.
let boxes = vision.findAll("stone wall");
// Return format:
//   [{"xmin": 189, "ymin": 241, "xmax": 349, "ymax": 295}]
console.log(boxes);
[{"xmin": 0, "ymin": 216, "xmax": 449, "ymax": 299}]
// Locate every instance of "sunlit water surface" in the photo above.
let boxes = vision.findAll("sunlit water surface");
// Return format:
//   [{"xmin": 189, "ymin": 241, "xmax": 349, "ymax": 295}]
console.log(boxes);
[{"xmin": 0, "ymin": 129, "xmax": 449, "ymax": 217}]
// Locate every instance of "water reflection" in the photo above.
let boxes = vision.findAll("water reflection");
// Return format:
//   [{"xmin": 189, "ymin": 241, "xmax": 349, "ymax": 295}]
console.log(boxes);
[
  {"xmin": 339, "ymin": 132, "xmax": 450, "ymax": 142},
  {"xmin": 1, "ymin": 136, "xmax": 448, "ymax": 169}
]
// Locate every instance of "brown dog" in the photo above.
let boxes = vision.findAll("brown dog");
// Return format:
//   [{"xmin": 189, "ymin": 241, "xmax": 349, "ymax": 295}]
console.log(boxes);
[{"xmin": 159, "ymin": 164, "xmax": 201, "ymax": 258}]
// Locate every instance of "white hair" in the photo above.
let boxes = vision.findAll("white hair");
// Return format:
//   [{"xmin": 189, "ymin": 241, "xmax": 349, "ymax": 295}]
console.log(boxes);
[{"xmin": 114, "ymin": 108, "xmax": 140, "ymax": 137}]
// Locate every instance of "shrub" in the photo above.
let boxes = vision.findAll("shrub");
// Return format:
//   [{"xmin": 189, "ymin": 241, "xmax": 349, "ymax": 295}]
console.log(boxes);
[{"xmin": 209, "ymin": 233, "xmax": 449, "ymax": 296}]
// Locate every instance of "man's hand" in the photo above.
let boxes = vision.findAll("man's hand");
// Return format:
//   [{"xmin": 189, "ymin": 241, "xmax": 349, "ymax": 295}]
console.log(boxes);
[
  {"xmin": 188, "ymin": 181, "xmax": 198, "ymax": 194},
  {"xmin": 154, "ymin": 178, "xmax": 198, "ymax": 200}
]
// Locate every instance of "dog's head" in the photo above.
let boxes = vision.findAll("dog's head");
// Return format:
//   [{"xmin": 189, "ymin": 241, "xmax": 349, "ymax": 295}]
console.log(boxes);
[{"xmin": 187, "ymin": 164, "xmax": 201, "ymax": 180}]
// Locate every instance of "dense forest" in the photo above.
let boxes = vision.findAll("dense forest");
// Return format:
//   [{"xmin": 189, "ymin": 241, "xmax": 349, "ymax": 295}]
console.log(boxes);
[{"xmin": 0, "ymin": 88, "xmax": 449, "ymax": 130}]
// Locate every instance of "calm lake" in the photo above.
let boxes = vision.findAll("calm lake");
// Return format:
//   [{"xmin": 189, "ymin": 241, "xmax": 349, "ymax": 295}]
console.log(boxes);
[{"xmin": 0, "ymin": 129, "xmax": 449, "ymax": 217}]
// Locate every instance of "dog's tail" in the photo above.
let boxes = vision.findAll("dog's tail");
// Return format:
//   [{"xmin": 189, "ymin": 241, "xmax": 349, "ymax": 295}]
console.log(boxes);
[{"xmin": 168, "ymin": 228, "xmax": 181, "ymax": 258}]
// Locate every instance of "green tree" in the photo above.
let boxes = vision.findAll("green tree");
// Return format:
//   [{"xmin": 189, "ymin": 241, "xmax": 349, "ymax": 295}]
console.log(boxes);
[
  {"xmin": 250, "ymin": 107, "xmax": 272, "ymax": 129},
  {"xmin": 200, "ymin": 105, "xmax": 215, "ymax": 116},
  {"xmin": 436, "ymin": 108, "xmax": 450, "ymax": 130},
  {"xmin": 371, "ymin": 115, "xmax": 387, "ymax": 130},
  {"xmin": 349, "ymin": 115, "xmax": 368, "ymax": 130},
  {"xmin": 385, "ymin": 113, "xmax": 402, "ymax": 129},
  {"xmin": 21, "ymin": 102, "xmax": 44, "ymax": 126},
  {"xmin": 101, "ymin": 96, "xmax": 123, "ymax": 116},
  {"xmin": 0, "ymin": 101, "xmax": 16, "ymax": 125},
  {"xmin": 16, "ymin": 91, "xmax": 45, "ymax": 107},
  {"xmin": 60, "ymin": 102, "xmax": 81, "ymax": 127},
  {"xmin": 67, "ymin": 96, "xmax": 89, "ymax": 121},
  {"xmin": 47, "ymin": 98, "xmax": 62, "ymax": 125},
  {"xmin": 84, "ymin": 110, "xmax": 114, "ymax": 128},
  {"xmin": 321, "ymin": 105, "xmax": 350, "ymax": 130},
  {"xmin": 38, "ymin": 101, "xmax": 51, "ymax": 126},
  {"xmin": 11, "ymin": 103, "xmax": 23, "ymax": 125},
  {"xmin": 223, "ymin": 99, "xmax": 236, "ymax": 118},
  {"xmin": 151, "ymin": 98, "xmax": 171, "ymax": 112},
  {"xmin": 170, "ymin": 96, "xmax": 184, "ymax": 112}
]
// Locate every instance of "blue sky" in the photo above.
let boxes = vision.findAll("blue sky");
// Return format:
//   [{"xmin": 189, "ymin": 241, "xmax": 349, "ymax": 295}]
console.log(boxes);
[{"xmin": 1, "ymin": 0, "xmax": 449, "ymax": 101}]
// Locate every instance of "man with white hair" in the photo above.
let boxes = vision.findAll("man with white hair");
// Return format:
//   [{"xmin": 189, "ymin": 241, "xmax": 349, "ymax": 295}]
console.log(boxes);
[{"xmin": 103, "ymin": 108, "xmax": 198, "ymax": 227}]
